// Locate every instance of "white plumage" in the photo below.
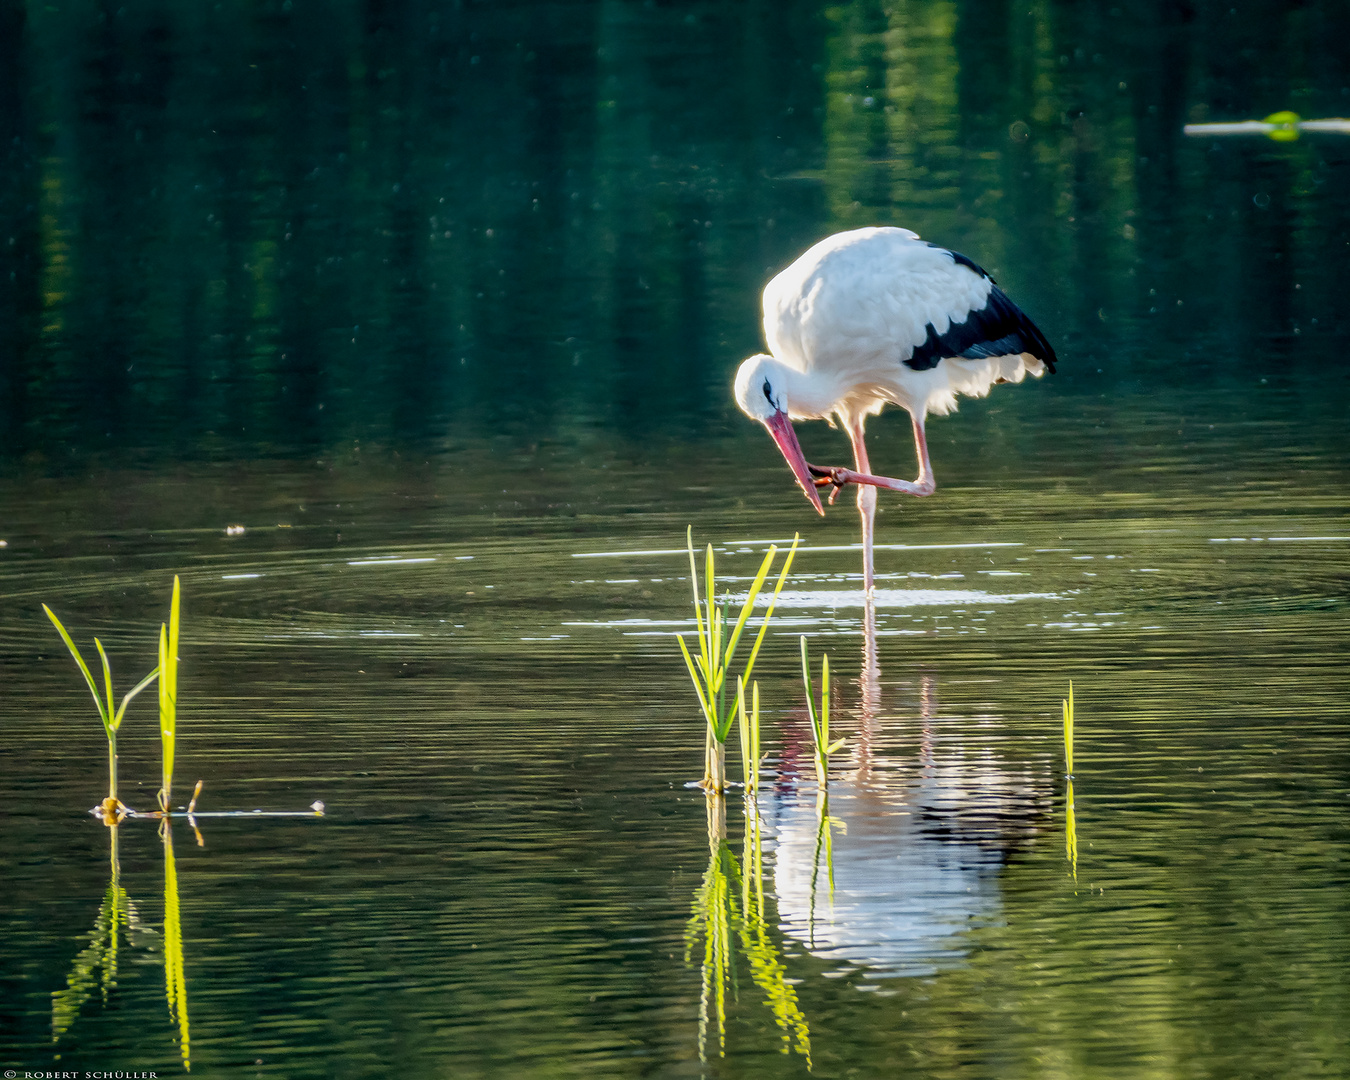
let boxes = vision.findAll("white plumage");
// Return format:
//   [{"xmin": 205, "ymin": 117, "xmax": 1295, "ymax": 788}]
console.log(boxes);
[{"xmin": 734, "ymin": 226, "xmax": 1057, "ymax": 591}]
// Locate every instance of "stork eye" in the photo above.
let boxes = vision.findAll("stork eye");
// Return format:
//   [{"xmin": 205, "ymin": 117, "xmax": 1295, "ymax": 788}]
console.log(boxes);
[{"xmin": 762, "ymin": 379, "xmax": 773, "ymax": 404}]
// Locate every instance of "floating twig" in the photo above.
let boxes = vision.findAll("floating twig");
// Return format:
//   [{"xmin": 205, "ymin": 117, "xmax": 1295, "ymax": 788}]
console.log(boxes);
[{"xmin": 1184, "ymin": 112, "xmax": 1350, "ymax": 140}]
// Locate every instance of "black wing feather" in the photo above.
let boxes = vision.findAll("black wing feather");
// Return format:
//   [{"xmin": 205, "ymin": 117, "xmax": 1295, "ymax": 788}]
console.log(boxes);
[{"xmin": 905, "ymin": 252, "xmax": 1058, "ymax": 374}]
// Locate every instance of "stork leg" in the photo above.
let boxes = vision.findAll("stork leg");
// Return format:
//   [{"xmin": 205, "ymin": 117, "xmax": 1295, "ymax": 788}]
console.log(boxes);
[
  {"xmin": 844, "ymin": 415, "xmax": 878, "ymax": 595},
  {"xmin": 809, "ymin": 411, "xmax": 936, "ymax": 500}
]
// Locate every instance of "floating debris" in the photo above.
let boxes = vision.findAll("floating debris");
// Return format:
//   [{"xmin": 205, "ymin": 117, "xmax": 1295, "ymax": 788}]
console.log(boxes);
[{"xmin": 1184, "ymin": 112, "xmax": 1350, "ymax": 140}]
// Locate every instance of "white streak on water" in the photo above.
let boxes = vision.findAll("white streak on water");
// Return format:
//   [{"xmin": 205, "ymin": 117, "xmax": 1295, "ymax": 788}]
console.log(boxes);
[
  {"xmin": 572, "ymin": 541, "xmax": 1023, "ymax": 558},
  {"xmin": 572, "ymin": 548, "xmax": 688, "ymax": 558},
  {"xmin": 756, "ymin": 588, "xmax": 1058, "ymax": 608},
  {"xmin": 803, "ymin": 541, "xmax": 1023, "ymax": 553},
  {"xmin": 1209, "ymin": 536, "xmax": 1350, "ymax": 543}
]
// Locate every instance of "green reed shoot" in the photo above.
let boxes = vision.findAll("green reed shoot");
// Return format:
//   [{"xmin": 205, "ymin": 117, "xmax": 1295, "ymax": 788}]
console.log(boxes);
[
  {"xmin": 736, "ymin": 677, "xmax": 762, "ymax": 798},
  {"xmin": 799, "ymin": 637, "xmax": 845, "ymax": 788},
  {"xmin": 43, "ymin": 606, "xmax": 159, "ymax": 805},
  {"xmin": 157, "ymin": 576, "xmax": 182, "ymax": 813},
  {"xmin": 1063, "ymin": 680, "xmax": 1075, "ymax": 777},
  {"xmin": 677, "ymin": 528, "xmax": 799, "ymax": 791}
]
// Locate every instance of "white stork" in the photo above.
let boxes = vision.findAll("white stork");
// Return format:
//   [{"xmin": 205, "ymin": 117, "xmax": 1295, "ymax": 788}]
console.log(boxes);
[{"xmin": 734, "ymin": 226, "xmax": 1058, "ymax": 592}]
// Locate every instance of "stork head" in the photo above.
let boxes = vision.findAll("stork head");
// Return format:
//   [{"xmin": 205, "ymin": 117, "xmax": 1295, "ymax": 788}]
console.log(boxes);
[{"xmin": 733, "ymin": 355, "xmax": 824, "ymax": 515}]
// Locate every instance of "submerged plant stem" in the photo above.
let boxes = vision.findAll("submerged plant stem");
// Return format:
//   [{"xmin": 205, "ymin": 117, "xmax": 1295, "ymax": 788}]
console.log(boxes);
[{"xmin": 704, "ymin": 728, "xmax": 727, "ymax": 795}]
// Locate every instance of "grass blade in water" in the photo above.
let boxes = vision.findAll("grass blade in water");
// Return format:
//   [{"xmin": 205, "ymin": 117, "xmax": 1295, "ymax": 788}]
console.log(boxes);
[
  {"xmin": 1063, "ymin": 680, "xmax": 1075, "ymax": 777},
  {"xmin": 158, "ymin": 576, "xmax": 181, "ymax": 812},
  {"xmin": 677, "ymin": 530, "xmax": 799, "ymax": 791},
  {"xmin": 43, "ymin": 606, "xmax": 110, "ymax": 731}
]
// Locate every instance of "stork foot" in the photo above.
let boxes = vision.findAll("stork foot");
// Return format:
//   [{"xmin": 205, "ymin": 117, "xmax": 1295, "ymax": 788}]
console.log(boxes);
[{"xmin": 807, "ymin": 462, "xmax": 852, "ymax": 506}]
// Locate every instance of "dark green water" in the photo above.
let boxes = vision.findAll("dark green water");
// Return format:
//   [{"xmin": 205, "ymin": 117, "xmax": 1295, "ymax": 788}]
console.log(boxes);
[{"xmin": 2, "ymin": 2, "xmax": 1349, "ymax": 1077}]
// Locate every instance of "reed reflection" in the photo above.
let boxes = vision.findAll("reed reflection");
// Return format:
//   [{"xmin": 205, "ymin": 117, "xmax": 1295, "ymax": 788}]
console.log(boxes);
[
  {"xmin": 806, "ymin": 788, "xmax": 844, "ymax": 950},
  {"xmin": 1064, "ymin": 683, "xmax": 1078, "ymax": 886},
  {"xmin": 161, "ymin": 820, "xmax": 192, "ymax": 1071},
  {"xmin": 51, "ymin": 818, "xmax": 194, "ymax": 1070},
  {"xmin": 51, "ymin": 825, "xmax": 139, "ymax": 1043},
  {"xmin": 685, "ymin": 792, "xmax": 812, "ymax": 1067},
  {"xmin": 1066, "ymin": 779, "xmax": 1079, "ymax": 885}
]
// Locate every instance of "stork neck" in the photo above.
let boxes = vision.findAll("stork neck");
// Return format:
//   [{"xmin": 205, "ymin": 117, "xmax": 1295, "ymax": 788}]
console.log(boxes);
[{"xmin": 771, "ymin": 357, "xmax": 844, "ymax": 421}]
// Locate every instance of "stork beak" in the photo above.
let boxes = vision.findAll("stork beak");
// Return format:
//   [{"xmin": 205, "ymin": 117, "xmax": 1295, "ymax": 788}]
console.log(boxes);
[{"xmin": 764, "ymin": 411, "xmax": 825, "ymax": 515}]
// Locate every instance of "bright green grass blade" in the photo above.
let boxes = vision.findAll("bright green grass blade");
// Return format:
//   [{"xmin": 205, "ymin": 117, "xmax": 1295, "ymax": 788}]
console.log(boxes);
[
  {"xmin": 714, "ymin": 600, "xmax": 727, "ymax": 676},
  {"xmin": 710, "ymin": 620, "xmax": 738, "ymax": 742},
  {"xmin": 1063, "ymin": 680, "xmax": 1075, "ymax": 775},
  {"xmin": 710, "ymin": 597, "xmax": 735, "ymax": 700},
  {"xmin": 159, "ymin": 621, "xmax": 175, "ymax": 811},
  {"xmin": 751, "ymin": 682, "xmax": 760, "ymax": 777},
  {"xmin": 714, "ymin": 599, "xmax": 731, "ymax": 725},
  {"xmin": 167, "ymin": 575, "xmax": 180, "ymax": 692},
  {"xmin": 729, "ymin": 534, "xmax": 801, "ymax": 718},
  {"xmin": 158, "ymin": 623, "xmax": 167, "ymax": 714},
  {"xmin": 162, "ymin": 575, "xmax": 180, "ymax": 746},
  {"xmin": 715, "ymin": 545, "xmax": 777, "ymax": 703},
  {"xmin": 95, "ymin": 639, "xmax": 116, "ymax": 731},
  {"xmin": 706, "ymin": 545, "xmax": 719, "ymax": 675},
  {"xmin": 159, "ymin": 625, "xmax": 168, "ymax": 808},
  {"xmin": 799, "ymin": 636, "xmax": 818, "ymax": 732},
  {"xmin": 687, "ymin": 527, "xmax": 710, "ymax": 677},
  {"xmin": 737, "ymin": 675, "xmax": 751, "ymax": 792},
  {"xmin": 712, "ymin": 703, "xmax": 737, "ymax": 745},
  {"xmin": 678, "ymin": 634, "xmax": 714, "ymax": 725},
  {"xmin": 720, "ymin": 544, "xmax": 778, "ymax": 675},
  {"xmin": 43, "ymin": 605, "xmax": 110, "ymax": 730},
  {"xmin": 114, "ymin": 666, "xmax": 160, "ymax": 726},
  {"xmin": 821, "ymin": 653, "xmax": 830, "ymax": 748},
  {"xmin": 743, "ymin": 534, "xmax": 800, "ymax": 673}
]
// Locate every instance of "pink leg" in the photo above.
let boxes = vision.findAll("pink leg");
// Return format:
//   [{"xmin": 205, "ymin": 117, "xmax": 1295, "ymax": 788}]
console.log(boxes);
[
  {"xmin": 811, "ymin": 411, "xmax": 936, "ymax": 498},
  {"xmin": 844, "ymin": 416, "xmax": 877, "ymax": 595}
]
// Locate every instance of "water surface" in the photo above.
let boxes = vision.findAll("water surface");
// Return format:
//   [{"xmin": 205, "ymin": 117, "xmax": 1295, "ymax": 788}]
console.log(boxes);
[{"xmin": 2, "ymin": 2, "xmax": 1348, "ymax": 1077}]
